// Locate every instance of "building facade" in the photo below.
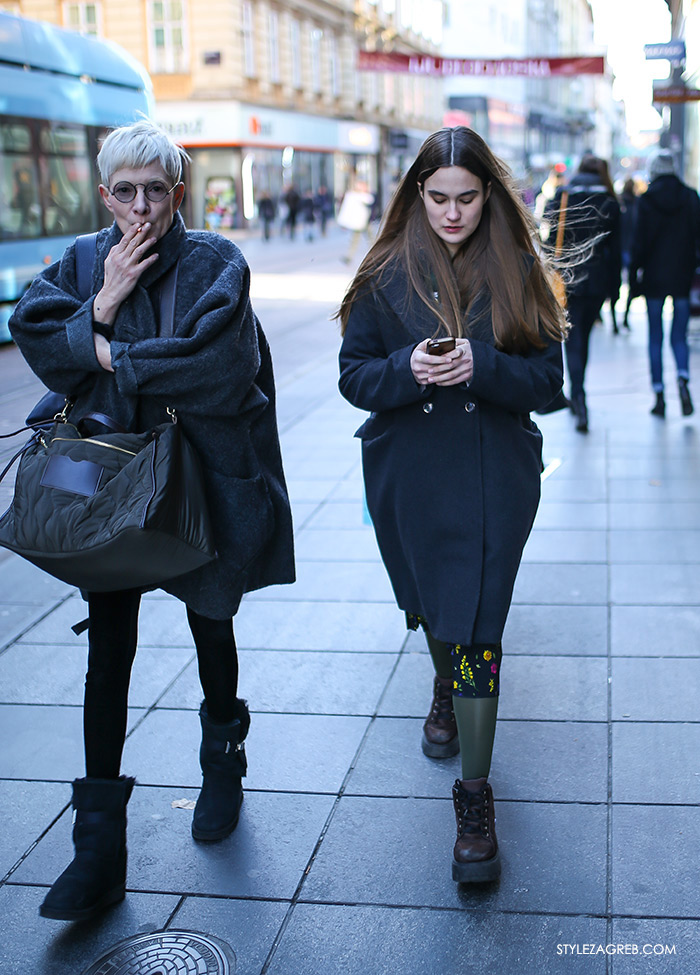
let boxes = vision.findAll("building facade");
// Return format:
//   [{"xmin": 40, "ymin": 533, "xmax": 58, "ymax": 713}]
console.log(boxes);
[{"xmin": 2, "ymin": 0, "xmax": 446, "ymax": 227}]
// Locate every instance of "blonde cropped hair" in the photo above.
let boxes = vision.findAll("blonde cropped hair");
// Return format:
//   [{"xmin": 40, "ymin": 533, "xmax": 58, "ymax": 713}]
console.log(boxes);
[{"xmin": 97, "ymin": 118, "xmax": 189, "ymax": 187}]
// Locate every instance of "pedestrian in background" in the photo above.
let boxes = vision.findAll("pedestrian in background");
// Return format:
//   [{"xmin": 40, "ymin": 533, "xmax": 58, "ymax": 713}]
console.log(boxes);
[
  {"xmin": 548, "ymin": 154, "xmax": 621, "ymax": 432},
  {"xmin": 283, "ymin": 183, "xmax": 301, "ymax": 240},
  {"xmin": 337, "ymin": 126, "xmax": 566, "ymax": 884},
  {"xmin": 314, "ymin": 184, "xmax": 334, "ymax": 236},
  {"xmin": 619, "ymin": 177, "xmax": 639, "ymax": 330},
  {"xmin": 338, "ymin": 179, "xmax": 375, "ymax": 264},
  {"xmin": 630, "ymin": 150, "xmax": 700, "ymax": 417},
  {"xmin": 257, "ymin": 191, "xmax": 276, "ymax": 241},
  {"xmin": 8, "ymin": 119, "xmax": 295, "ymax": 922},
  {"xmin": 301, "ymin": 189, "xmax": 316, "ymax": 241}
]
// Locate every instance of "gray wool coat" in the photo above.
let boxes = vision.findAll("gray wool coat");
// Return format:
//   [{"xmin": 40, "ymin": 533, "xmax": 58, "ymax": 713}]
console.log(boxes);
[
  {"xmin": 9, "ymin": 213, "xmax": 295, "ymax": 618},
  {"xmin": 339, "ymin": 266, "xmax": 563, "ymax": 646}
]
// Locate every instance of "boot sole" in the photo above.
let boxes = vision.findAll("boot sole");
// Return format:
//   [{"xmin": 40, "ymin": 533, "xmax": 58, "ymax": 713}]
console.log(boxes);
[
  {"xmin": 39, "ymin": 883, "xmax": 125, "ymax": 921},
  {"xmin": 421, "ymin": 733, "xmax": 460, "ymax": 759},
  {"xmin": 191, "ymin": 797, "xmax": 243, "ymax": 842},
  {"xmin": 452, "ymin": 850, "xmax": 501, "ymax": 884}
]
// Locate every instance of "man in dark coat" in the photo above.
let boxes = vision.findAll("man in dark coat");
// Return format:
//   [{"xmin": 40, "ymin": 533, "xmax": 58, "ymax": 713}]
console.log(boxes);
[{"xmin": 630, "ymin": 150, "xmax": 700, "ymax": 416}]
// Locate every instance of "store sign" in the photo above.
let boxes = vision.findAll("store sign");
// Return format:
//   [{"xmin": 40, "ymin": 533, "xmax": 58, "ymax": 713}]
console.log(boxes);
[
  {"xmin": 645, "ymin": 41, "xmax": 686, "ymax": 62},
  {"xmin": 358, "ymin": 51, "xmax": 605, "ymax": 77},
  {"xmin": 653, "ymin": 84, "xmax": 700, "ymax": 103}
]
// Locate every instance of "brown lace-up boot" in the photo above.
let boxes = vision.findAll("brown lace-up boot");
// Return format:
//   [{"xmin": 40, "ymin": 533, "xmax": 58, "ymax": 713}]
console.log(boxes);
[
  {"xmin": 421, "ymin": 676, "xmax": 459, "ymax": 758},
  {"xmin": 451, "ymin": 776, "xmax": 501, "ymax": 883}
]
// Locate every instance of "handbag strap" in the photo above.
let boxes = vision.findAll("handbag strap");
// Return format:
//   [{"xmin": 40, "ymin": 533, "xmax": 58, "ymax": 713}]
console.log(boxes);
[
  {"xmin": 157, "ymin": 261, "xmax": 180, "ymax": 338},
  {"xmin": 554, "ymin": 190, "xmax": 569, "ymax": 257},
  {"xmin": 75, "ymin": 232, "xmax": 98, "ymax": 301}
]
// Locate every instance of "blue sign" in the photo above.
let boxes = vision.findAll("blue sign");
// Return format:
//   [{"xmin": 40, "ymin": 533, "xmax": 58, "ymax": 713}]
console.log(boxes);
[{"xmin": 644, "ymin": 40, "xmax": 686, "ymax": 62}]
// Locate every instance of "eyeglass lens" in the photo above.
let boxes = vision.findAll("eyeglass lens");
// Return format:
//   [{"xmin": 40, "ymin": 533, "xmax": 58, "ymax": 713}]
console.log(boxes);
[{"xmin": 112, "ymin": 181, "xmax": 171, "ymax": 203}]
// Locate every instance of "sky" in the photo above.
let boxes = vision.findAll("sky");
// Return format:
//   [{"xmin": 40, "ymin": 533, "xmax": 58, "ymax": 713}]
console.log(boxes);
[{"xmin": 588, "ymin": 0, "xmax": 673, "ymax": 136}]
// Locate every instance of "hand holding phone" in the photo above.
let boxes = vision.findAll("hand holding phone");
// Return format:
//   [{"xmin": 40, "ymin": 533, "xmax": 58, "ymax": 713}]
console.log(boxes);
[{"xmin": 426, "ymin": 337, "xmax": 456, "ymax": 356}]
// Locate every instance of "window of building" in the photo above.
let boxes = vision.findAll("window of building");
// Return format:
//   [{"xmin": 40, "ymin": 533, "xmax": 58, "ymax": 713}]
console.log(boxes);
[
  {"xmin": 328, "ymin": 33, "xmax": 340, "ymax": 98},
  {"xmin": 148, "ymin": 1, "xmax": 188, "ymax": 74},
  {"xmin": 242, "ymin": 1, "xmax": 256, "ymax": 78},
  {"xmin": 268, "ymin": 9, "xmax": 280, "ymax": 83},
  {"xmin": 62, "ymin": 2, "xmax": 101, "ymax": 36},
  {"xmin": 310, "ymin": 27, "xmax": 322, "ymax": 93},
  {"xmin": 290, "ymin": 18, "xmax": 301, "ymax": 88}
]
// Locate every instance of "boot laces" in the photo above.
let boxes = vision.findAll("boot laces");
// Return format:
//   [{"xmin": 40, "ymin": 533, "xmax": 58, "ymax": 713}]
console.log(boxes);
[{"xmin": 455, "ymin": 784, "xmax": 490, "ymax": 837}]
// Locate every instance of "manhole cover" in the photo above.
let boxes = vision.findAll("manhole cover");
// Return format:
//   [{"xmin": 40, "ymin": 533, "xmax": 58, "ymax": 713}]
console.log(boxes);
[{"xmin": 81, "ymin": 930, "xmax": 236, "ymax": 975}]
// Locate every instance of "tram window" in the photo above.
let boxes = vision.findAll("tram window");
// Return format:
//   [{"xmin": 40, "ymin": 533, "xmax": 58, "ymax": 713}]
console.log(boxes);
[
  {"xmin": 40, "ymin": 125, "xmax": 89, "ymax": 156},
  {"xmin": 0, "ymin": 121, "xmax": 41, "ymax": 239},
  {"xmin": 40, "ymin": 153, "xmax": 94, "ymax": 235}
]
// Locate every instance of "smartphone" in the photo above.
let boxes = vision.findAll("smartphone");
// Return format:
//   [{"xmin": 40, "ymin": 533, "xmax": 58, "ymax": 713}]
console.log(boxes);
[{"xmin": 426, "ymin": 337, "xmax": 456, "ymax": 356}]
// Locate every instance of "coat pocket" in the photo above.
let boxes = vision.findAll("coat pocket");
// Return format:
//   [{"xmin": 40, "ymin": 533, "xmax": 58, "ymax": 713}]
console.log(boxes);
[{"xmin": 207, "ymin": 470, "xmax": 275, "ymax": 572}]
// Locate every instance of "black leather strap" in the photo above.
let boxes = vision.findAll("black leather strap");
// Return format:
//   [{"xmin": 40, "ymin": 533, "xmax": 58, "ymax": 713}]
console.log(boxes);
[
  {"xmin": 75, "ymin": 233, "xmax": 98, "ymax": 301},
  {"xmin": 78, "ymin": 412, "xmax": 127, "ymax": 434}
]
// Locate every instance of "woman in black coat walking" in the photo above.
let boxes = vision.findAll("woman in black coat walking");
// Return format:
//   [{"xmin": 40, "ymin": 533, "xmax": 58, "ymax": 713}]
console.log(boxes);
[
  {"xmin": 548, "ymin": 155, "xmax": 621, "ymax": 432},
  {"xmin": 337, "ymin": 127, "xmax": 566, "ymax": 884},
  {"xmin": 9, "ymin": 119, "xmax": 295, "ymax": 921}
]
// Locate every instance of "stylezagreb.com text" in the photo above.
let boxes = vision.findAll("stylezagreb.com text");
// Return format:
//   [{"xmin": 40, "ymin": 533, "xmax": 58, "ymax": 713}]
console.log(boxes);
[{"xmin": 557, "ymin": 944, "xmax": 676, "ymax": 956}]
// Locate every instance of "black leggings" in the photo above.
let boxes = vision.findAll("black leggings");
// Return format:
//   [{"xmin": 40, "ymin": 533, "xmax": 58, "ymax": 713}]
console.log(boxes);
[{"xmin": 84, "ymin": 590, "xmax": 239, "ymax": 779}]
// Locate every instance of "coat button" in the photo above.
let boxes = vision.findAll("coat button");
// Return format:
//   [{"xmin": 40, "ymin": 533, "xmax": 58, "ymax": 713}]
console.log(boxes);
[
  {"xmin": 465, "ymin": 402, "xmax": 476, "ymax": 413},
  {"xmin": 423, "ymin": 402, "xmax": 433, "ymax": 413}
]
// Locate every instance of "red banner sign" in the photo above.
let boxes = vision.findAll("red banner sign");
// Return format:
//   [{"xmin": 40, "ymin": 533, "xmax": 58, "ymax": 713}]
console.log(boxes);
[{"xmin": 358, "ymin": 50, "xmax": 606, "ymax": 77}]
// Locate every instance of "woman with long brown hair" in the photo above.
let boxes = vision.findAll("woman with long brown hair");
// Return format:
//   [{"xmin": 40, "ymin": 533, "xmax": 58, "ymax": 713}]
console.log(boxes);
[{"xmin": 337, "ymin": 127, "xmax": 566, "ymax": 884}]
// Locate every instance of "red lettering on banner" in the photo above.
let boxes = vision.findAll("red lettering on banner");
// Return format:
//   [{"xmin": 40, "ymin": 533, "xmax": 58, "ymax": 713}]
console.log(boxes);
[{"xmin": 357, "ymin": 50, "xmax": 605, "ymax": 77}]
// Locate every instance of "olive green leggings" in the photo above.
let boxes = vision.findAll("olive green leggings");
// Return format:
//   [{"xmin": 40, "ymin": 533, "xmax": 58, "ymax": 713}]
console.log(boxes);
[{"xmin": 425, "ymin": 630, "xmax": 499, "ymax": 781}]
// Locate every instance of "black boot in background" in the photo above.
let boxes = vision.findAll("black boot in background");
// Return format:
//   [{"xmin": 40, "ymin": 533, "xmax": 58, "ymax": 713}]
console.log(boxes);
[
  {"xmin": 679, "ymin": 379, "xmax": 694, "ymax": 416},
  {"xmin": 39, "ymin": 776, "xmax": 135, "ymax": 921},
  {"xmin": 192, "ymin": 698, "xmax": 250, "ymax": 841},
  {"xmin": 422, "ymin": 675, "xmax": 459, "ymax": 758},
  {"xmin": 572, "ymin": 393, "xmax": 588, "ymax": 433},
  {"xmin": 651, "ymin": 392, "xmax": 666, "ymax": 417}
]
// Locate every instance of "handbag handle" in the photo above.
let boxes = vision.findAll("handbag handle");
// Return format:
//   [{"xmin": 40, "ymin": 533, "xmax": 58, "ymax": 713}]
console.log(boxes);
[{"xmin": 554, "ymin": 191, "xmax": 569, "ymax": 257}]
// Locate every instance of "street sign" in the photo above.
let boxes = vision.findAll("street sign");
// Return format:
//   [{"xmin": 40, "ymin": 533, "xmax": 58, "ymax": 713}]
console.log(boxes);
[
  {"xmin": 644, "ymin": 40, "xmax": 686, "ymax": 62},
  {"xmin": 652, "ymin": 84, "xmax": 700, "ymax": 103}
]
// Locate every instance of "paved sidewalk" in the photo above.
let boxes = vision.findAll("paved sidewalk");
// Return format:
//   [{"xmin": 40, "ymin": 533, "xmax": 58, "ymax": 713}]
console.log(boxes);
[{"xmin": 0, "ymin": 237, "xmax": 699, "ymax": 973}]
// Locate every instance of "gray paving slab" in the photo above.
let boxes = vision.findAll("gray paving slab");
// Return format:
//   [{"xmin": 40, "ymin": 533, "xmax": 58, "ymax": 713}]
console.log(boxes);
[
  {"xmin": 267, "ymin": 903, "xmax": 608, "ymax": 975},
  {"xmin": 0, "ymin": 885, "xmax": 180, "ymax": 975},
  {"xmin": 0, "ymin": 554, "xmax": 74, "ymax": 605},
  {"xmin": 0, "ymin": 704, "xmax": 146, "ymax": 780},
  {"xmin": 612, "ymin": 722, "xmax": 700, "ymax": 804},
  {"xmin": 533, "ymin": 501, "xmax": 608, "ymax": 530},
  {"xmin": 346, "ymin": 716, "xmax": 608, "ymax": 803},
  {"xmin": 0, "ymin": 780, "xmax": 69, "ymax": 879},
  {"xmin": 301, "ymin": 795, "xmax": 607, "ymax": 915},
  {"xmin": 540, "ymin": 475, "xmax": 608, "ymax": 502},
  {"xmin": 245, "ymin": 559, "xmax": 395, "ymax": 603},
  {"xmin": 609, "ymin": 529, "xmax": 700, "ymax": 563},
  {"xmin": 612, "ymin": 657, "xmax": 700, "ymax": 720},
  {"xmin": 0, "ymin": 602, "xmax": 67, "ymax": 650},
  {"xmin": 504, "ymin": 604, "xmax": 609, "ymax": 656},
  {"xmin": 294, "ymin": 526, "xmax": 381, "ymax": 561},
  {"xmin": 609, "ymin": 502, "xmax": 700, "ymax": 530},
  {"xmin": 232, "ymin": 598, "xmax": 406, "ymax": 651},
  {"xmin": 611, "ymin": 918, "xmax": 700, "ymax": 973},
  {"xmin": 612, "ymin": 804, "xmax": 700, "ymax": 918},
  {"xmin": 0, "ymin": 642, "xmax": 192, "ymax": 707},
  {"xmin": 12, "ymin": 786, "xmax": 335, "ymax": 901},
  {"xmin": 523, "ymin": 529, "xmax": 607, "ymax": 562},
  {"xmin": 122, "ymin": 708, "xmax": 370, "ymax": 794},
  {"xmin": 158, "ymin": 648, "xmax": 397, "ymax": 714},
  {"xmin": 612, "ymin": 606, "xmax": 700, "ymax": 656},
  {"xmin": 609, "ymin": 478, "xmax": 700, "ymax": 502},
  {"xmin": 512, "ymin": 563, "xmax": 608, "ymax": 604},
  {"xmin": 170, "ymin": 897, "xmax": 289, "ymax": 975},
  {"xmin": 611, "ymin": 564, "xmax": 700, "ymax": 605}
]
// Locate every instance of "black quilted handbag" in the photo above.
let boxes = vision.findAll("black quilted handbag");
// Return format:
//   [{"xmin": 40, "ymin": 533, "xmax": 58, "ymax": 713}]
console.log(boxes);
[{"xmin": 0, "ymin": 411, "xmax": 216, "ymax": 591}]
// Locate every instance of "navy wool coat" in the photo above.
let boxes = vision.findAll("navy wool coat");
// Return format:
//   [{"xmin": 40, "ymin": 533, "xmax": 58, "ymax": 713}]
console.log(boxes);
[
  {"xmin": 630, "ymin": 174, "xmax": 700, "ymax": 299},
  {"xmin": 338, "ymin": 267, "xmax": 563, "ymax": 646},
  {"xmin": 9, "ymin": 213, "xmax": 295, "ymax": 618}
]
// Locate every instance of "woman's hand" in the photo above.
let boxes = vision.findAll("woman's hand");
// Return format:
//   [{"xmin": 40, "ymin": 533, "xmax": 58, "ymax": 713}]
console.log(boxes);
[
  {"xmin": 92, "ymin": 222, "xmax": 159, "ymax": 325},
  {"xmin": 93, "ymin": 332, "xmax": 114, "ymax": 372},
  {"xmin": 410, "ymin": 337, "xmax": 474, "ymax": 387}
]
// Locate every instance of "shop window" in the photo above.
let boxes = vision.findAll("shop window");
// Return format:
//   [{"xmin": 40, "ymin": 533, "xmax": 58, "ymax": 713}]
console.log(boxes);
[{"xmin": 148, "ymin": 0, "xmax": 189, "ymax": 74}]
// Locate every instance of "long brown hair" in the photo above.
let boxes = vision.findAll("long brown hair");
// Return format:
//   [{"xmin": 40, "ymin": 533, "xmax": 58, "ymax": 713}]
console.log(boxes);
[{"xmin": 335, "ymin": 127, "xmax": 567, "ymax": 353}]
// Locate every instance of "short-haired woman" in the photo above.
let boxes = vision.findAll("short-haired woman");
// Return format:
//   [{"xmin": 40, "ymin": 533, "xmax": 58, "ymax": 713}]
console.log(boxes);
[
  {"xmin": 9, "ymin": 119, "xmax": 295, "ymax": 919},
  {"xmin": 337, "ymin": 126, "xmax": 567, "ymax": 884}
]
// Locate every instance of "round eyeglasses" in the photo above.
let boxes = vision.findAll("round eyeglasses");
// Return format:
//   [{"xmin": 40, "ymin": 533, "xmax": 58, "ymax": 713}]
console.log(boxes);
[{"xmin": 109, "ymin": 180, "xmax": 178, "ymax": 203}]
